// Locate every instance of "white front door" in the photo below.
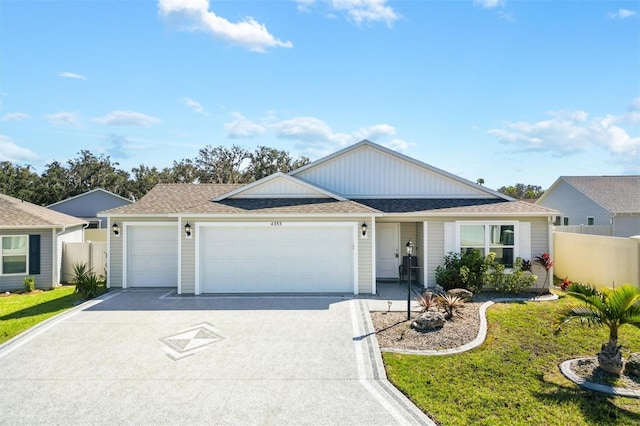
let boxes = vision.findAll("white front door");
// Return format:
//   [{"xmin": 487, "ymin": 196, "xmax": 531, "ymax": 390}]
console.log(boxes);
[{"xmin": 376, "ymin": 223, "xmax": 400, "ymax": 279}]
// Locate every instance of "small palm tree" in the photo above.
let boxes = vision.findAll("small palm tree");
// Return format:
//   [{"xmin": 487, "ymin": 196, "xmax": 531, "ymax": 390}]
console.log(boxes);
[{"xmin": 556, "ymin": 283, "xmax": 640, "ymax": 375}]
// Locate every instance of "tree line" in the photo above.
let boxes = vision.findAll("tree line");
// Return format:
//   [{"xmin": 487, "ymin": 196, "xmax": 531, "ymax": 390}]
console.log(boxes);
[{"xmin": 0, "ymin": 145, "xmax": 310, "ymax": 206}]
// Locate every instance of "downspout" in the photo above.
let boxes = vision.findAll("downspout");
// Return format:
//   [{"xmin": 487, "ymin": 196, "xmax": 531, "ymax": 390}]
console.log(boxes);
[
  {"xmin": 548, "ymin": 215, "xmax": 555, "ymax": 289},
  {"xmin": 53, "ymin": 226, "xmax": 67, "ymax": 288}
]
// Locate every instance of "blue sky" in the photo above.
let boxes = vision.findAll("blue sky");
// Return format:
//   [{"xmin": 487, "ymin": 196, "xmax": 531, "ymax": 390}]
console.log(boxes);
[{"xmin": 1, "ymin": 0, "xmax": 638, "ymax": 190}]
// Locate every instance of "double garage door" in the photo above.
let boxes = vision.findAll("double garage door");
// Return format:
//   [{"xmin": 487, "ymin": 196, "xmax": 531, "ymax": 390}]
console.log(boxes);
[
  {"xmin": 199, "ymin": 223, "xmax": 356, "ymax": 293},
  {"xmin": 126, "ymin": 222, "xmax": 356, "ymax": 293}
]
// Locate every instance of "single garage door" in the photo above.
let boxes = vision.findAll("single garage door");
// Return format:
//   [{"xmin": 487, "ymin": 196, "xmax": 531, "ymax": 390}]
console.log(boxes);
[
  {"xmin": 199, "ymin": 223, "xmax": 355, "ymax": 293},
  {"xmin": 126, "ymin": 224, "xmax": 178, "ymax": 287}
]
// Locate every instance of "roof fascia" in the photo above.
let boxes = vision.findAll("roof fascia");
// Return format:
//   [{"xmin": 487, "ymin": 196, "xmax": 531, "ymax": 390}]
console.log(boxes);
[
  {"xmin": 290, "ymin": 139, "xmax": 513, "ymax": 201},
  {"xmin": 534, "ymin": 177, "xmax": 563, "ymax": 205},
  {"xmin": 0, "ymin": 222, "xmax": 87, "ymax": 229},
  {"xmin": 213, "ymin": 172, "xmax": 347, "ymax": 202}
]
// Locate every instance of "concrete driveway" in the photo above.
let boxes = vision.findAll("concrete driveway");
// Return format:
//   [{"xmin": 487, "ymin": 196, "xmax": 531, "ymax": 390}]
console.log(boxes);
[{"xmin": 0, "ymin": 290, "xmax": 432, "ymax": 425}]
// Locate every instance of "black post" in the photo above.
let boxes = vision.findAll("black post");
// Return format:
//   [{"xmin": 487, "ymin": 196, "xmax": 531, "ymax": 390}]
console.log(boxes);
[{"xmin": 407, "ymin": 252, "xmax": 412, "ymax": 321}]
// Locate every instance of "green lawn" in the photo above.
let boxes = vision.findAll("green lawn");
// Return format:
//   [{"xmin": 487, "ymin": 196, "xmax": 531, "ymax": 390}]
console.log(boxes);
[
  {"xmin": 0, "ymin": 286, "xmax": 83, "ymax": 345},
  {"xmin": 384, "ymin": 294, "xmax": 640, "ymax": 426}
]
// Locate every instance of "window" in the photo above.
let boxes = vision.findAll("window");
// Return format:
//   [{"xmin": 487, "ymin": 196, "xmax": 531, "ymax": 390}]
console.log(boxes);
[
  {"xmin": 587, "ymin": 216, "xmax": 595, "ymax": 226},
  {"xmin": 1, "ymin": 235, "xmax": 28, "ymax": 275},
  {"xmin": 563, "ymin": 217, "xmax": 569, "ymax": 226},
  {"xmin": 459, "ymin": 223, "xmax": 515, "ymax": 267}
]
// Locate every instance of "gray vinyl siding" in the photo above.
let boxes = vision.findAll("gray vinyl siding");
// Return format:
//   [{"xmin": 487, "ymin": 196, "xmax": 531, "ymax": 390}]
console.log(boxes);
[
  {"xmin": 613, "ymin": 216, "xmax": 640, "ymax": 238},
  {"xmin": 425, "ymin": 216, "xmax": 551, "ymax": 289},
  {"xmin": 50, "ymin": 191, "xmax": 131, "ymax": 228},
  {"xmin": 357, "ymin": 221, "xmax": 373, "ymax": 294},
  {"xmin": 0, "ymin": 229, "xmax": 53, "ymax": 291},
  {"xmin": 181, "ymin": 224, "xmax": 196, "ymax": 294},
  {"xmin": 399, "ymin": 222, "xmax": 424, "ymax": 286},
  {"xmin": 538, "ymin": 181, "xmax": 610, "ymax": 226}
]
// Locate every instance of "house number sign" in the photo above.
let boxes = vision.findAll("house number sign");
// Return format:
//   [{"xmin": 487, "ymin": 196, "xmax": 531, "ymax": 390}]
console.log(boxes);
[{"xmin": 271, "ymin": 221, "xmax": 282, "ymax": 226}]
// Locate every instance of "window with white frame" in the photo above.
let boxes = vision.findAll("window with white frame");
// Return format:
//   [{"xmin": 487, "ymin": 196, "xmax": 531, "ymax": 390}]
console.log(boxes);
[
  {"xmin": 1, "ymin": 235, "xmax": 28, "ymax": 275},
  {"xmin": 459, "ymin": 223, "xmax": 516, "ymax": 268}
]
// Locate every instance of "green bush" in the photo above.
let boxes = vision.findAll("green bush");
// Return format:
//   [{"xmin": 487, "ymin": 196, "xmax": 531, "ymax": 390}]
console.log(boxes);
[
  {"xmin": 71, "ymin": 262, "xmax": 103, "ymax": 299},
  {"xmin": 493, "ymin": 257, "xmax": 537, "ymax": 293},
  {"xmin": 435, "ymin": 249, "xmax": 487, "ymax": 293},
  {"xmin": 23, "ymin": 276, "xmax": 36, "ymax": 292}
]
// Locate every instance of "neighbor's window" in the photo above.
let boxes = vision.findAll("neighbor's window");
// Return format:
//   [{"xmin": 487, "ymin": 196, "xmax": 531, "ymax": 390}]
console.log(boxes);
[
  {"xmin": 563, "ymin": 217, "xmax": 569, "ymax": 226},
  {"xmin": 1, "ymin": 235, "xmax": 28, "ymax": 275},
  {"xmin": 587, "ymin": 217, "xmax": 595, "ymax": 226},
  {"xmin": 459, "ymin": 224, "xmax": 515, "ymax": 267}
]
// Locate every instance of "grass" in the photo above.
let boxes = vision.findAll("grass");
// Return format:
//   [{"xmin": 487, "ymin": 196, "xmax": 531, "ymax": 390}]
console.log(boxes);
[
  {"xmin": 383, "ymin": 293, "xmax": 640, "ymax": 426},
  {"xmin": 0, "ymin": 286, "xmax": 84, "ymax": 345}
]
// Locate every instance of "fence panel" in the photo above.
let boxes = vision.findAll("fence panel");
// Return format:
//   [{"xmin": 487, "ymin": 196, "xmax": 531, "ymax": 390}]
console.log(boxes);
[
  {"xmin": 61, "ymin": 242, "xmax": 107, "ymax": 283},
  {"xmin": 554, "ymin": 233, "xmax": 640, "ymax": 289},
  {"xmin": 554, "ymin": 225, "xmax": 611, "ymax": 236}
]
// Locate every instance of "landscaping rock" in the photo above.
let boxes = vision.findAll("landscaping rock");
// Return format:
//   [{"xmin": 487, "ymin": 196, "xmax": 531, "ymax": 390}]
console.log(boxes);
[
  {"xmin": 411, "ymin": 311, "xmax": 445, "ymax": 331},
  {"xmin": 431, "ymin": 284, "xmax": 445, "ymax": 295},
  {"xmin": 624, "ymin": 353, "xmax": 640, "ymax": 378},
  {"xmin": 446, "ymin": 288, "xmax": 473, "ymax": 302}
]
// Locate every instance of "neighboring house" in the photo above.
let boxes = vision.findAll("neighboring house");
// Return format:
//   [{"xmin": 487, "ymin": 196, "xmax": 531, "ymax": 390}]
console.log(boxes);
[
  {"xmin": 100, "ymin": 140, "xmax": 559, "ymax": 295},
  {"xmin": 0, "ymin": 193, "xmax": 87, "ymax": 291},
  {"xmin": 536, "ymin": 176, "xmax": 640, "ymax": 237},
  {"xmin": 48, "ymin": 188, "xmax": 132, "ymax": 229}
]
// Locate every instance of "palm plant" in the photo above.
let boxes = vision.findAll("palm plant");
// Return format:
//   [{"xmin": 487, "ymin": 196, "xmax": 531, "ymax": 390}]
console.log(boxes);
[{"xmin": 556, "ymin": 283, "xmax": 640, "ymax": 375}]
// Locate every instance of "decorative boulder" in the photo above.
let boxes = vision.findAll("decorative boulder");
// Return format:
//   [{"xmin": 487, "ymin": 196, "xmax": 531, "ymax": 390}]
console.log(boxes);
[
  {"xmin": 446, "ymin": 288, "xmax": 473, "ymax": 302},
  {"xmin": 624, "ymin": 353, "xmax": 640, "ymax": 378},
  {"xmin": 598, "ymin": 343, "xmax": 624, "ymax": 375},
  {"xmin": 431, "ymin": 284, "xmax": 445, "ymax": 296},
  {"xmin": 411, "ymin": 311, "xmax": 445, "ymax": 331}
]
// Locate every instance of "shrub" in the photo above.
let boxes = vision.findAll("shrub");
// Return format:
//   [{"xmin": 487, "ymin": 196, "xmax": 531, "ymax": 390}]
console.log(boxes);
[
  {"xmin": 559, "ymin": 276, "xmax": 571, "ymax": 291},
  {"xmin": 437, "ymin": 294, "xmax": 466, "ymax": 319},
  {"xmin": 23, "ymin": 276, "xmax": 36, "ymax": 292},
  {"xmin": 75, "ymin": 273, "xmax": 103, "ymax": 299},
  {"xmin": 416, "ymin": 292, "xmax": 438, "ymax": 312},
  {"xmin": 493, "ymin": 257, "xmax": 537, "ymax": 294},
  {"xmin": 435, "ymin": 249, "xmax": 487, "ymax": 293}
]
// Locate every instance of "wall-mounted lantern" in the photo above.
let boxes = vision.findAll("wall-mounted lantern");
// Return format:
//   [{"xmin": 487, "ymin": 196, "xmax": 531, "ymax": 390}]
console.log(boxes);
[
  {"xmin": 112, "ymin": 223, "xmax": 120, "ymax": 236},
  {"xmin": 361, "ymin": 222, "xmax": 368, "ymax": 238},
  {"xmin": 184, "ymin": 222, "xmax": 192, "ymax": 238}
]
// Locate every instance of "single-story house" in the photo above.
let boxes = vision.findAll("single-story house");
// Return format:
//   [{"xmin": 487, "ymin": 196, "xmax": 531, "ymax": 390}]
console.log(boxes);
[
  {"xmin": 0, "ymin": 193, "xmax": 87, "ymax": 291},
  {"xmin": 47, "ymin": 188, "xmax": 133, "ymax": 229},
  {"xmin": 100, "ymin": 140, "xmax": 559, "ymax": 295},
  {"xmin": 536, "ymin": 176, "xmax": 640, "ymax": 237}
]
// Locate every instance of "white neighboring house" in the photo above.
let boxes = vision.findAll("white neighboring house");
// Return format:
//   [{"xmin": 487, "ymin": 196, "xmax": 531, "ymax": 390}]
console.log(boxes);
[
  {"xmin": 0, "ymin": 193, "xmax": 87, "ymax": 291},
  {"xmin": 536, "ymin": 176, "xmax": 640, "ymax": 237},
  {"xmin": 100, "ymin": 140, "xmax": 559, "ymax": 295}
]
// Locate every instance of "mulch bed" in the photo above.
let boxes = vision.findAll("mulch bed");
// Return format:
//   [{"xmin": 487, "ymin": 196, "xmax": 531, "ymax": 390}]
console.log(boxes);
[{"xmin": 569, "ymin": 358, "xmax": 640, "ymax": 391}]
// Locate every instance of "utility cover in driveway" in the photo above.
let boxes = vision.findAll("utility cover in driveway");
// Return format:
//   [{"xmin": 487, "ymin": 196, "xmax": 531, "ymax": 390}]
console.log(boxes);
[{"xmin": 199, "ymin": 223, "xmax": 355, "ymax": 293}]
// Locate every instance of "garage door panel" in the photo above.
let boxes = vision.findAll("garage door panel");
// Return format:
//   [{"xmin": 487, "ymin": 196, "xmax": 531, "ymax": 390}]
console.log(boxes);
[
  {"xmin": 127, "ymin": 225, "xmax": 178, "ymax": 287},
  {"xmin": 200, "ymin": 224, "xmax": 354, "ymax": 293}
]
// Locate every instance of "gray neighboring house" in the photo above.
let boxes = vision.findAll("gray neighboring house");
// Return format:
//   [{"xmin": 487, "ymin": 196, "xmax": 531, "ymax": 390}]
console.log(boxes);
[
  {"xmin": 100, "ymin": 140, "xmax": 560, "ymax": 295},
  {"xmin": 0, "ymin": 193, "xmax": 87, "ymax": 291},
  {"xmin": 536, "ymin": 176, "xmax": 640, "ymax": 237},
  {"xmin": 48, "ymin": 188, "xmax": 132, "ymax": 229}
]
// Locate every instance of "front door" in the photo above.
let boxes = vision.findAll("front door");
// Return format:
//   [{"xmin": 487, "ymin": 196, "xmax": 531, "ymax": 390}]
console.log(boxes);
[{"xmin": 376, "ymin": 223, "xmax": 400, "ymax": 279}]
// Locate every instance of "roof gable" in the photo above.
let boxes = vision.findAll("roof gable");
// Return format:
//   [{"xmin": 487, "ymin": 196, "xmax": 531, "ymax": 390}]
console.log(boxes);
[
  {"xmin": 538, "ymin": 176, "xmax": 640, "ymax": 213},
  {"xmin": 0, "ymin": 193, "xmax": 87, "ymax": 228},
  {"xmin": 213, "ymin": 173, "xmax": 346, "ymax": 201},
  {"xmin": 291, "ymin": 140, "xmax": 510, "ymax": 200},
  {"xmin": 47, "ymin": 188, "xmax": 132, "ymax": 208}
]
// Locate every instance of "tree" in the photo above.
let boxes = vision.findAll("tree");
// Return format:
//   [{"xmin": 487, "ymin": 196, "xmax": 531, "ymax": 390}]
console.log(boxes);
[
  {"xmin": 65, "ymin": 150, "xmax": 129, "ymax": 197},
  {"xmin": 36, "ymin": 161, "xmax": 72, "ymax": 205},
  {"xmin": 556, "ymin": 283, "xmax": 640, "ymax": 375},
  {"xmin": 195, "ymin": 145, "xmax": 249, "ymax": 184},
  {"xmin": 476, "ymin": 178, "xmax": 485, "ymax": 186},
  {"xmin": 244, "ymin": 146, "xmax": 310, "ymax": 181},
  {"xmin": 0, "ymin": 162, "xmax": 41, "ymax": 203},
  {"xmin": 497, "ymin": 183, "xmax": 544, "ymax": 199}
]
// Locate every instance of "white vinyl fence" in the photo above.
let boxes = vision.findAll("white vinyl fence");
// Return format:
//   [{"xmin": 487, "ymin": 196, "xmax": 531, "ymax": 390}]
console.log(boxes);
[
  {"xmin": 554, "ymin": 232, "xmax": 640, "ymax": 289},
  {"xmin": 61, "ymin": 241, "xmax": 107, "ymax": 283},
  {"xmin": 554, "ymin": 225, "xmax": 612, "ymax": 236}
]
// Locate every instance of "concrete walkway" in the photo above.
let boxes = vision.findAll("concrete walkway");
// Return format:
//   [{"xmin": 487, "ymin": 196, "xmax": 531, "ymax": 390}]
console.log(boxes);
[{"xmin": 0, "ymin": 290, "xmax": 433, "ymax": 425}]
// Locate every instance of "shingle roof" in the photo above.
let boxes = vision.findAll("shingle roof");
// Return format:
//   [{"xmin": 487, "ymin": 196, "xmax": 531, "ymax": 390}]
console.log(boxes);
[
  {"xmin": 357, "ymin": 198, "xmax": 558, "ymax": 216},
  {"xmin": 102, "ymin": 184, "xmax": 558, "ymax": 217},
  {"xmin": 561, "ymin": 176, "xmax": 640, "ymax": 213},
  {"xmin": 0, "ymin": 193, "xmax": 87, "ymax": 227}
]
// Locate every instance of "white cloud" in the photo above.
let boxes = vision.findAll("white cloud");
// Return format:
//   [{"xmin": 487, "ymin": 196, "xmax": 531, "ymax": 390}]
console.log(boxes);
[
  {"xmin": 488, "ymin": 102, "xmax": 640, "ymax": 171},
  {"xmin": 383, "ymin": 138, "xmax": 408, "ymax": 153},
  {"xmin": 474, "ymin": 0, "xmax": 505, "ymax": 9},
  {"xmin": 44, "ymin": 111, "xmax": 80, "ymax": 127},
  {"xmin": 1, "ymin": 112, "xmax": 30, "ymax": 121},
  {"xmin": 158, "ymin": 0, "xmax": 292, "ymax": 52},
  {"xmin": 225, "ymin": 111, "xmax": 403, "ymax": 158},
  {"xmin": 58, "ymin": 71, "xmax": 87, "ymax": 80},
  {"xmin": 180, "ymin": 97, "xmax": 207, "ymax": 115},
  {"xmin": 93, "ymin": 110, "xmax": 160, "ymax": 127},
  {"xmin": 0, "ymin": 135, "xmax": 39, "ymax": 162},
  {"xmin": 608, "ymin": 9, "xmax": 638, "ymax": 19},
  {"xmin": 225, "ymin": 112, "xmax": 267, "ymax": 138},
  {"xmin": 296, "ymin": 1, "xmax": 398, "ymax": 26}
]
